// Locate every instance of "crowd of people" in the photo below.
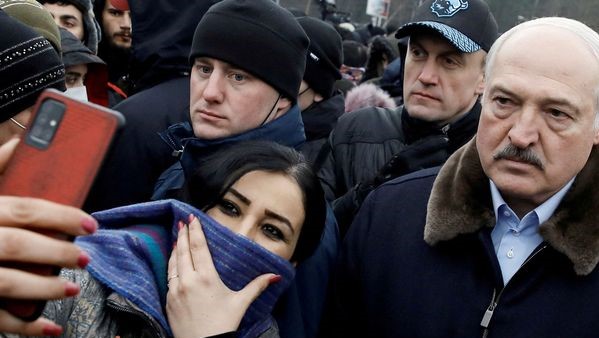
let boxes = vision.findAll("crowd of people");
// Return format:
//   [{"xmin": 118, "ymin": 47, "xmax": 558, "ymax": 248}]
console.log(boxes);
[{"xmin": 1, "ymin": 0, "xmax": 599, "ymax": 337}]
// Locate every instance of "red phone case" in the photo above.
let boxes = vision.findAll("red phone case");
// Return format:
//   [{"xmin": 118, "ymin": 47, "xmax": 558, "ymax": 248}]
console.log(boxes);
[{"xmin": 0, "ymin": 89, "xmax": 125, "ymax": 321}]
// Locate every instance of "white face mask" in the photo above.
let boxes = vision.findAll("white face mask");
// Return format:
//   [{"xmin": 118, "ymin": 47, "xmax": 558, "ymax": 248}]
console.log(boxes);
[{"xmin": 64, "ymin": 86, "xmax": 88, "ymax": 102}]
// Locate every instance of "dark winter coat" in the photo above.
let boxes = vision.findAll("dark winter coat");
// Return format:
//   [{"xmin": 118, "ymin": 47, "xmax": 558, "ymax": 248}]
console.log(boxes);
[
  {"xmin": 83, "ymin": 77, "xmax": 190, "ymax": 212},
  {"xmin": 325, "ymin": 138, "xmax": 599, "ymax": 337},
  {"xmin": 318, "ymin": 102, "xmax": 480, "ymax": 233},
  {"xmin": 299, "ymin": 91, "xmax": 344, "ymax": 167},
  {"xmin": 83, "ymin": 0, "xmax": 215, "ymax": 212},
  {"xmin": 152, "ymin": 106, "xmax": 340, "ymax": 338}
]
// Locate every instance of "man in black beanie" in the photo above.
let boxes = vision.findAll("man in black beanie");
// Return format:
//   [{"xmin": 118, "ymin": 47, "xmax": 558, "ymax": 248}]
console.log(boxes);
[
  {"xmin": 296, "ymin": 16, "xmax": 345, "ymax": 168},
  {"xmin": 84, "ymin": 1, "xmax": 339, "ymax": 337}
]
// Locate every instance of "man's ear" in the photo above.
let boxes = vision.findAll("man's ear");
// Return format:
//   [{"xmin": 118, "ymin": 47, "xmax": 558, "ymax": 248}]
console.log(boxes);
[
  {"xmin": 475, "ymin": 73, "xmax": 485, "ymax": 95},
  {"xmin": 593, "ymin": 118, "xmax": 599, "ymax": 145},
  {"xmin": 314, "ymin": 93, "xmax": 324, "ymax": 103},
  {"xmin": 276, "ymin": 96, "xmax": 292, "ymax": 111}
]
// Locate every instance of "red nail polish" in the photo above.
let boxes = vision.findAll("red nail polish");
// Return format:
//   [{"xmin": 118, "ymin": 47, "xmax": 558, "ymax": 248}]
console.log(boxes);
[
  {"xmin": 178, "ymin": 221, "xmax": 184, "ymax": 231},
  {"xmin": 42, "ymin": 324, "xmax": 63, "ymax": 336},
  {"xmin": 81, "ymin": 217, "xmax": 97, "ymax": 234},
  {"xmin": 77, "ymin": 251, "xmax": 90, "ymax": 268},
  {"xmin": 269, "ymin": 275, "xmax": 282, "ymax": 284},
  {"xmin": 64, "ymin": 282, "xmax": 80, "ymax": 297},
  {"xmin": 188, "ymin": 214, "xmax": 195, "ymax": 223}
]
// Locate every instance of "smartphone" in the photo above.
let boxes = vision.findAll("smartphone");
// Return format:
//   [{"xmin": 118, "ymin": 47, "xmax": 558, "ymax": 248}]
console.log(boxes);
[{"xmin": 0, "ymin": 88, "xmax": 125, "ymax": 321}]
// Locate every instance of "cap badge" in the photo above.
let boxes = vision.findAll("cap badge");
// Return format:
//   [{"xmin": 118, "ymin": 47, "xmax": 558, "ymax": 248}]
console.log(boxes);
[{"xmin": 431, "ymin": 0, "xmax": 469, "ymax": 17}]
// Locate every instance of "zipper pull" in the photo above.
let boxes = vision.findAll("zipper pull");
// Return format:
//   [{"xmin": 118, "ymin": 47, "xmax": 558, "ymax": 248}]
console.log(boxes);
[
  {"xmin": 480, "ymin": 289, "xmax": 497, "ymax": 338},
  {"xmin": 441, "ymin": 123, "xmax": 450, "ymax": 135},
  {"xmin": 480, "ymin": 304, "xmax": 495, "ymax": 328}
]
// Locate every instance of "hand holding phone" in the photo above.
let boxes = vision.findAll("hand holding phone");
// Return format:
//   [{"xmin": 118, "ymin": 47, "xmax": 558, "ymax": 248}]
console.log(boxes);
[
  {"xmin": 0, "ymin": 89, "xmax": 124, "ymax": 325},
  {"xmin": 0, "ymin": 138, "xmax": 99, "ymax": 336}
]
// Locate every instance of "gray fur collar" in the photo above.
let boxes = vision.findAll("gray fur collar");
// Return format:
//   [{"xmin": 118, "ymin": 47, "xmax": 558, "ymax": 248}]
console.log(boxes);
[{"xmin": 425, "ymin": 137, "xmax": 599, "ymax": 275}]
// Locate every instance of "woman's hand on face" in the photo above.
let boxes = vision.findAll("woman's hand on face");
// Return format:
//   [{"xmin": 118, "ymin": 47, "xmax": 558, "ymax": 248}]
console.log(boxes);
[
  {"xmin": 166, "ymin": 215, "xmax": 280, "ymax": 338},
  {"xmin": 0, "ymin": 138, "xmax": 98, "ymax": 336}
]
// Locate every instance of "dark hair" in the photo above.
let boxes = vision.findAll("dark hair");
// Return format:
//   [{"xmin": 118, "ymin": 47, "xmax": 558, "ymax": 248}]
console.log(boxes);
[
  {"xmin": 39, "ymin": 0, "xmax": 88, "ymax": 40},
  {"xmin": 180, "ymin": 141, "xmax": 326, "ymax": 263},
  {"xmin": 342, "ymin": 40, "xmax": 368, "ymax": 68},
  {"xmin": 40, "ymin": 0, "xmax": 85, "ymax": 14},
  {"xmin": 362, "ymin": 36, "xmax": 398, "ymax": 83},
  {"xmin": 92, "ymin": 0, "xmax": 106, "ymax": 17}
]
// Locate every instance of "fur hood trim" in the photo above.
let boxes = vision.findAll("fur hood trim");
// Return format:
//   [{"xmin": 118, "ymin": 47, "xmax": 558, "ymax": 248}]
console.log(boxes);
[{"xmin": 425, "ymin": 137, "xmax": 599, "ymax": 275}]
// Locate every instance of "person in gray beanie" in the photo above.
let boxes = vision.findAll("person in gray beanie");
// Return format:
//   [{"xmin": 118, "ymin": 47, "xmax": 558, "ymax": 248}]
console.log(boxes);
[
  {"xmin": 39, "ymin": 0, "xmax": 101, "ymax": 54},
  {"xmin": 0, "ymin": 0, "xmax": 62, "ymax": 54}
]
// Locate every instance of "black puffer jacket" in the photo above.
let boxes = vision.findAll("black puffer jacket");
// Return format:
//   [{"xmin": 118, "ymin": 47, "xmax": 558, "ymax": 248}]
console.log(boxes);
[{"xmin": 318, "ymin": 102, "xmax": 481, "ymax": 234}]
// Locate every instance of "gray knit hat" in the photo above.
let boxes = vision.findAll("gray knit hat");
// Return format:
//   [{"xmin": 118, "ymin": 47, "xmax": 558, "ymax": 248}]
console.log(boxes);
[
  {"xmin": 0, "ymin": 0, "xmax": 61, "ymax": 53},
  {"xmin": 0, "ymin": 10, "xmax": 66, "ymax": 121}
]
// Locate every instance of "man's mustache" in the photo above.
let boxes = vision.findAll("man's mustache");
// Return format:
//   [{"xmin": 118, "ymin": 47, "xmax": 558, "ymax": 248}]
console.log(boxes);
[{"xmin": 493, "ymin": 143, "xmax": 544, "ymax": 170}]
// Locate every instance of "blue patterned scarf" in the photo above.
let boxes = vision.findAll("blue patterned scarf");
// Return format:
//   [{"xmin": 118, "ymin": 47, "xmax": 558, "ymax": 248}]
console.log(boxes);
[{"xmin": 76, "ymin": 199, "xmax": 295, "ymax": 338}]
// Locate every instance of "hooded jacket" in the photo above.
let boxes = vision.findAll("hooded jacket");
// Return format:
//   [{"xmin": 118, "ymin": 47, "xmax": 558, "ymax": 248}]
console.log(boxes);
[
  {"xmin": 152, "ymin": 105, "xmax": 306, "ymax": 199},
  {"xmin": 326, "ymin": 138, "xmax": 599, "ymax": 337},
  {"xmin": 49, "ymin": 0, "xmax": 101, "ymax": 54}
]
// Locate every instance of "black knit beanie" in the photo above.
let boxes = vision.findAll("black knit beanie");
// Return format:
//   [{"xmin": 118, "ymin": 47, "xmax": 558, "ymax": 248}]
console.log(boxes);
[
  {"xmin": 297, "ymin": 16, "xmax": 342, "ymax": 99},
  {"xmin": 189, "ymin": 0, "xmax": 309, "ymax": 102},
  {"xmin": 0, "ymin": 10, "xmax": 66, "ymax": 122}
]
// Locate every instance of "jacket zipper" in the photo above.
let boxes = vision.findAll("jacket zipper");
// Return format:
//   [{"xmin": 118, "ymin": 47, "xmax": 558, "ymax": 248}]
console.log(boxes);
[
  {"xmin": 480, "ymin": 244, "xmax": 548, "ymax": 338},
  {"xmin": 106, "ymin": 298, "xmax": 167, "ymax": 338},
  {"xmin": 441, "ymin": 124, "xmax": 450, "ymax": 135},
  {"xmin": 164, "ymin": 132, "xmax": 184, "ymax": 157}
]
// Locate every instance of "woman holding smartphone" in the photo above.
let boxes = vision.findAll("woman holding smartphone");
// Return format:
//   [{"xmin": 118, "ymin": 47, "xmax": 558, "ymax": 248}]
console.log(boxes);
[{"xmin": 2, "ymin": 141, "xmax": 326, "ymax": 338}]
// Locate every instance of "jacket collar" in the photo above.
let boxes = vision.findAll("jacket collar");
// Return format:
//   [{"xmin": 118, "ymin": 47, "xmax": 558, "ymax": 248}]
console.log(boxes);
[
  {"xmin": 160, "ymin": 104, "xmax": 305, "ymax": 153},
  {"xmin": 402, "ymin": 101, "xmax": 481, "ymax": 153},
  {"xmin": 425, "ymin": 137, "xmax": 599, "ymax": 275}
]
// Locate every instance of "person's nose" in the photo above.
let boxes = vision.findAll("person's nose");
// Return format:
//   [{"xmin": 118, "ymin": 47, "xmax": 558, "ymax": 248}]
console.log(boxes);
[
  {"xmin": 417, "ymin": 58, "xmax": 439, "ymax": 86},
  {"xmin": 201, "ymin": 73, "xmax": 225, "ymax": 104},
  {"xmin": 120, "ymin": 12, "xmax": 131, "ymax": 30},
  {"xmin": 508, "ymin": 106, "xmax": 540, "ymax": 149},
  {"xmin": 233, "ymin": 217, "xmax": 258, "ymax": 241}
]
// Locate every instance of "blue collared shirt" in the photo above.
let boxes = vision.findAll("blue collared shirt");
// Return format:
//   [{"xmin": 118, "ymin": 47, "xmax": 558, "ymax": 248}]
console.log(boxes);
[{"xmin": 490, "ymin": 178, "xmax": 574, "ymax": 285}]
